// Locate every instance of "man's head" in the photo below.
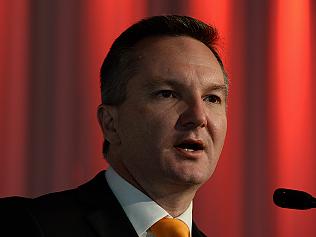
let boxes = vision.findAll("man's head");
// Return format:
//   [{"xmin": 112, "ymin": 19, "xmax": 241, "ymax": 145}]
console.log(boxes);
[
  {"xmin": 97, "ymin": 15, "xmax": 228, "ymax": 194},
  {"xmin": 99, "ymin": 15, "xmax": 228, "ymax": 155}
]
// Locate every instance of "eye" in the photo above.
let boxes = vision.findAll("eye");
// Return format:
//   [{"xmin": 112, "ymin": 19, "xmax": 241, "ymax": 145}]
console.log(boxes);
[
  {"xmin": 156, "ymin": 90, "xmax": 177, "ymax": 98},
  {"xmin": 204, "ymin": 94, "xmax": 222, "ymax": 104}
]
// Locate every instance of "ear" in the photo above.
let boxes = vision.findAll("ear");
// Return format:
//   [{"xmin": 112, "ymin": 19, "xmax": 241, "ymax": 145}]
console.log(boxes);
[{"xmin": 97, "ymin": 104, "xmax": 121, "ymax": 145}]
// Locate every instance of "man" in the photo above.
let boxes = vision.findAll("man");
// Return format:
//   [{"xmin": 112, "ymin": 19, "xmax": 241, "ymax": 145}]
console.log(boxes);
[{"xmin": 0, "ymin": 15, "xmax": 228, "ymax": 237}]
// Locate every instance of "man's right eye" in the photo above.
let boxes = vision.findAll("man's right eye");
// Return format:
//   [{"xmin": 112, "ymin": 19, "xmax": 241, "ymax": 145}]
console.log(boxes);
[{"xmin": 156, "ymin": 90, "xmax": 176, "ymax": 98}]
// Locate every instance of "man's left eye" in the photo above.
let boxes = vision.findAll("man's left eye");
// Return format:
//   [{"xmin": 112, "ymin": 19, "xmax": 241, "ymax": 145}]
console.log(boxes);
[{"xmin": 204, "ymin": 95, "xmax": 222, "ymax": 104}]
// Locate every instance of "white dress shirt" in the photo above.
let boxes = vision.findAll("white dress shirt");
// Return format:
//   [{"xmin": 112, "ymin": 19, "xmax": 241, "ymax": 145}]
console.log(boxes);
[{"xmin": 105, "ymin": 167, "xmax": 192, "ymax": 237}]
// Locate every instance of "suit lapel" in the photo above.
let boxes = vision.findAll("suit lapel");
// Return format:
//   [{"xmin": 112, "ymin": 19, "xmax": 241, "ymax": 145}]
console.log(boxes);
[
  {"xmin": 192, "ymin": 221, "xmax": 207, "ymax": 237},
  {"xmin": 75, "ymin": 171, "xmax": 138, "ymax": 237},
  {"xmin": 86, "ymin": 209, "xmax": 138, "ymax": 237}
]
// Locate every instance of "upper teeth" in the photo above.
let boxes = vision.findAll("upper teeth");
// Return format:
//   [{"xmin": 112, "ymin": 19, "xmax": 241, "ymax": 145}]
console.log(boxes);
[{"xmin": 184, "ymin": 148, "xmax": 194, "ymax": 152}]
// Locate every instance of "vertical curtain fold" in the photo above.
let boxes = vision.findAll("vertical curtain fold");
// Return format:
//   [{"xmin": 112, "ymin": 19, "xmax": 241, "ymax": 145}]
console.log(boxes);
[{"xmin": 0, "ymin": 0, "xmax": 29, "ymax": 196}]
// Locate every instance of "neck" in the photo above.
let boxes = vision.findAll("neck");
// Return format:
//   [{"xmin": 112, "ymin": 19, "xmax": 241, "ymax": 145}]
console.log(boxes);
[
  {"xmin": 110, "ymin": 161, "xmax": 198, "ymax": 217},
  {"xmin": 148, "ymin": 188, "xmax": 195, "ymax": 217}
]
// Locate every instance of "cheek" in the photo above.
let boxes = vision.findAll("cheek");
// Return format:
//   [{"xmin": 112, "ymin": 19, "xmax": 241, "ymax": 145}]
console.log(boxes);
[
  {"xmin": 143, "ymin": 114, "xmax": 170, "ymax": 140},
  {"xmin": 141, "ymin": 109, "xmax": 177, "ymax": 148},
  {"xmin": 118, "ymin": 101, "xmax": 179, "ymax": 152},
  {"xmin": 207, "ymin": 114, "xmax": 227, "ymax": 141},
  {"xmin": 118, "ymin": 108, "xmax": 167, "ymax": 147},
  {"xmin": 216, "ymin": 119, "xmax": 227, "ymax": 150},
  {"xmin": 217, "ymin": 116, "xmax": 227, "ymax": 136}
]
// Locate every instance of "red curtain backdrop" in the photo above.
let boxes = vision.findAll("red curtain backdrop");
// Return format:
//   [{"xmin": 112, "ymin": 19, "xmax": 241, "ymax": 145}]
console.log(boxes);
[{"xmin": 1, "ymin": 0, "xmax": 316, "ymax": 236}]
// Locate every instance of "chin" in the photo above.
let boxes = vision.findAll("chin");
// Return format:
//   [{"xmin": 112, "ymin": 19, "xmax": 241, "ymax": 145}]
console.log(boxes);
[
  {"xmin": 162, "ymin": 150, "xmax": 218, "ymax": 186},
  {"xmin": 168, "ymin": 166, "xmax": 215, "ymax": 187}
]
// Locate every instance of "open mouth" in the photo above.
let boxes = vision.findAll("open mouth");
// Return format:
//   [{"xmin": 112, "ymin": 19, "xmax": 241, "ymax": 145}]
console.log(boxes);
[{"xmin": 174, "ymin": 139, "xmax": 205, "ymax": 152}]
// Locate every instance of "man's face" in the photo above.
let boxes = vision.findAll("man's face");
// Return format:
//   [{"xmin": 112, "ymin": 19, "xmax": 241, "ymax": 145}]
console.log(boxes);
[{"xmin": 112, "ymin": 36, "xmax": 227, "ymax": 192}]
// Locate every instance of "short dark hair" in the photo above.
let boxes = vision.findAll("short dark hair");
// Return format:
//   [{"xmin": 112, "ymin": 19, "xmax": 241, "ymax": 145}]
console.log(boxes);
[{"xmin": 100, "ymin": 15, "xmax": 228, "ymax": 155}]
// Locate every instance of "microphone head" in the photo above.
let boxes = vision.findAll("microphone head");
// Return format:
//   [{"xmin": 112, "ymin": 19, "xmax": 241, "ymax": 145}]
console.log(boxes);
[{"xmin": 273, "ymin": 188, "xmax": 316, "ymax": 210}]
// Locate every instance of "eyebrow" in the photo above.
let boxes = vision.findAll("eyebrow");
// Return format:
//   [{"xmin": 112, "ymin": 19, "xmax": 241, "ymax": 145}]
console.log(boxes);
[
  {"xmin": 143, "ymin": 77, "xmax": 228, "ymax": 96},
  {"xmin": 206, "ymin": 84, "xmax": 228, "ymax": 97},
  {"xmin": 143, "ymin": 78, "xmax": 182, "ymax": 90}
]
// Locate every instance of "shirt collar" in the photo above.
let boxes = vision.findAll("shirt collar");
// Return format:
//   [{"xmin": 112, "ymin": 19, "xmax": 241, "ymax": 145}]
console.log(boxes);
[{"xmin": 105, "ymin": 167, "xmax": 192, "ymax": 236}]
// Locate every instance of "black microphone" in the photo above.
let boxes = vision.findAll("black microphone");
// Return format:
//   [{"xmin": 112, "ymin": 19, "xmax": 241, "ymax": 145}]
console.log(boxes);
[{"xmin": 273, "ymin": 188, "xmax": 316, "ymax": 210}]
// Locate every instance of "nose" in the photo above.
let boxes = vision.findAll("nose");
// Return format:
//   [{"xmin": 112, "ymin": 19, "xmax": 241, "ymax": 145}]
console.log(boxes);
[{"xmin": 176, "ymin": 99, "xmax": 207, "ymax": 130}]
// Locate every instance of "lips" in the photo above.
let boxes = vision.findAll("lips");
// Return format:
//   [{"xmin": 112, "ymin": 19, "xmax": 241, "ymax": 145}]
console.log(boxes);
[{"xmin": 174, "ymin": 139, "xmax": 205, "ymax": 153}]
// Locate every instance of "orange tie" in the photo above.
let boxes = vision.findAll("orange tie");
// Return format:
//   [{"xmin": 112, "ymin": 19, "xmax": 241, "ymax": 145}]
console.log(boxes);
[{"xmin": 150, "ymin": 217, "xmax": 190, "ymax": 237}]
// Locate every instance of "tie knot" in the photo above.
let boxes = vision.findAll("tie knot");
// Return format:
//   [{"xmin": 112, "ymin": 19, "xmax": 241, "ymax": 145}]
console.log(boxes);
[{"xmin": 150, "ymin": 217, "xmax": 189, "ymax": 237}]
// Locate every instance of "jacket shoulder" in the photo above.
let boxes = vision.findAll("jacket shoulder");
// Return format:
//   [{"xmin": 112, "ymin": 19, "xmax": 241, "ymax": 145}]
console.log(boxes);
[
  {"xmin": 0, "ymin": 196, "xmax": 33, "ymax": 213},
  {"xmin": 0, "ymin": 196, "xmax": 41, "ymax": 236},
  {"xmin": 0, "ymin": 171, "xmax": 107, "ymax": 236}
]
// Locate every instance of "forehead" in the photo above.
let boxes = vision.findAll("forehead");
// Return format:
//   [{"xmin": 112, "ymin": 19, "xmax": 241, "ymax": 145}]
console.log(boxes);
[{"xmin": 130, "ymin": 36, "xmax": 225, "ymax": 89}]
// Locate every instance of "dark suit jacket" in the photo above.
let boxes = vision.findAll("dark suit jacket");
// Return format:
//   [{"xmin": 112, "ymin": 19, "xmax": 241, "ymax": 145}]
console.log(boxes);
[{"xmin": 0, "ymin": 171, "xmax": 206, "ymax": 237}]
